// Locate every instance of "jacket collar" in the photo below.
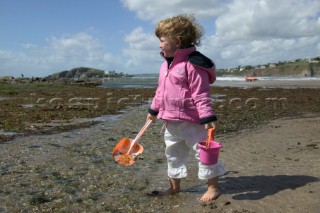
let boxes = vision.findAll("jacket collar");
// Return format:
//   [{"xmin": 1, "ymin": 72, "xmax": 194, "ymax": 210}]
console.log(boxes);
[{"xmin": 160, "ymin": 46, "xmax": 196, "ymax": 64}]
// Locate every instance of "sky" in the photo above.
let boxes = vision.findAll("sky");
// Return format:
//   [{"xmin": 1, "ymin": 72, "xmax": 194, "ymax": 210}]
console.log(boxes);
[{"xmin": 0, "ymin": 0, "xmax": 320, "ymax": 77}]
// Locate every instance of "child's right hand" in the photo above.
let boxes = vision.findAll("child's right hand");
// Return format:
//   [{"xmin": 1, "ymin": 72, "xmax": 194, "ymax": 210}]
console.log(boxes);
[
  {"xmin": 205, "ymin": 121, "xmax": 218, "ymax": 130},
  {"xmin": 147, "ymin": 113, "xmax": 156, "ymax": 122}
]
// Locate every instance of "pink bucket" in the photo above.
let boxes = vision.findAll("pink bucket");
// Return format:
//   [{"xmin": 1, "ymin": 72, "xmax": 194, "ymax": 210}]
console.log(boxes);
[{"xmin": 197, "ymin": 128, "xmax": 222, "ymax": 165}]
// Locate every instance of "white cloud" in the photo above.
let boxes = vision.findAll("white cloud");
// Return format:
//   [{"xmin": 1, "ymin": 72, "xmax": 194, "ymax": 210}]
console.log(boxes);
[
  {"xmin": 0, "ymin": 32, "xmax": 117, "ymax": 77},
  {"xmin": 199, "ymin": 0, "xmax": 320, "ymax": 67},
  {"xmin": 216, "ymin": 0, "xmax": 320, "ymax": 40},
  {"xmin": 122, "ymin": 27, "xmax": 160, "ymax": 73},
  {"xmin": 121, "ymin": 0, "xmax": 230, "ymax": 22},
  {"xmin": 121, "ymin": 0, "xmax": 320, "ymax": 70}
]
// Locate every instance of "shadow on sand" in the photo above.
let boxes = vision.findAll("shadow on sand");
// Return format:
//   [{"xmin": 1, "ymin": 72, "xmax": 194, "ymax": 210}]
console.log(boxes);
[
  {"xmin": 183, "ymin": 172, "xmax": 319, "ymax": 201},
  {"xmin": 219, "ymin": 173, "xmax": 319, "ymax": 200}
]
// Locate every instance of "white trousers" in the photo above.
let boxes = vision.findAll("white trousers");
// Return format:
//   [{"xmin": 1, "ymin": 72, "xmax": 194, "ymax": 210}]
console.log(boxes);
[{"xmin": 164, "ymin": 120, "xmax": 225, "ymax": 180}]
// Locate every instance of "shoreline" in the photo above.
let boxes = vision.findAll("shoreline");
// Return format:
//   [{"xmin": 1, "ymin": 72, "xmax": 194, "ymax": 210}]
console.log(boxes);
[
  {"xmin": 214, "ymin": 79, "xmax": 320, "ymax": 89},
  {"xmin": 100, "ymin": 76, "xmax": 320, "ymax": 89}
]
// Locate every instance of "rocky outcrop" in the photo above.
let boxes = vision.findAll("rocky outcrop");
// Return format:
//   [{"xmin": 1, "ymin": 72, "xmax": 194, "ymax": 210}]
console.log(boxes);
[{"xmin": 48, "ymin": 67, "xmax": 105, "ymax": 79}]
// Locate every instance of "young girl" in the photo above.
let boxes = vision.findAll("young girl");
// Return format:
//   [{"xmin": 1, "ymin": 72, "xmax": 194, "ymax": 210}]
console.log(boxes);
[{"xmin": 146, "ymin": 14, "xmax": 225, "ymax": 202}]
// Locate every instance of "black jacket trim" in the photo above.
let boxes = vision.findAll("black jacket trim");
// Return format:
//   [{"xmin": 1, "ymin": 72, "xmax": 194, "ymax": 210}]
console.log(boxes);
[
  {"xmin": 148, "ymin": 108, "xmax": 159, "ymax": 116},
  {"xmin": 188, "ymin": 51, "xmax": 214, "ymax": 69},
  {"xmin": 200, "ymin": 115, "xmax": 218, "ymax": 125}
]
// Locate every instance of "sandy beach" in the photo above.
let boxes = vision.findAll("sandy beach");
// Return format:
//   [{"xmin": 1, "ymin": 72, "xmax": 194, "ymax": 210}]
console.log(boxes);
[{"xmin": 0, "ymin": 82, "xmax": 320, "ymax": 212}]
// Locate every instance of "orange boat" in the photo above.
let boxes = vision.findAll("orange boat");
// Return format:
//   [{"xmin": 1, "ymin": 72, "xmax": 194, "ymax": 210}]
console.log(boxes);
[{"xmin": 245, "ymin": 77, "xmax": 258, "ymax": 82}]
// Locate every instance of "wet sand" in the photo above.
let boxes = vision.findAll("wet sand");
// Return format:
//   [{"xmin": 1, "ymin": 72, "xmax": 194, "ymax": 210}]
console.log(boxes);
[{"xmin": 0, "ymin": 84, "xmax": 320, "ymax": 212}]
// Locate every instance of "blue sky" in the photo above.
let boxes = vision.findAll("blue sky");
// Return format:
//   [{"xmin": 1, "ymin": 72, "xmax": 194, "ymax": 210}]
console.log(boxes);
[
  {"xmin": 1, "ymin": 0, "xmax": 320, "ymax": 77},
  {"xmin": 1, "ymin": 1, "xmax": 139, "ymax": 53}
]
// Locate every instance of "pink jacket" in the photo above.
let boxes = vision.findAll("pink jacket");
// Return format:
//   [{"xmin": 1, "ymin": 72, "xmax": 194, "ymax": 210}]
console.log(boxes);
[{"xmin": 148, "ymin": 46, "xmax": 217, "ymax": 124}]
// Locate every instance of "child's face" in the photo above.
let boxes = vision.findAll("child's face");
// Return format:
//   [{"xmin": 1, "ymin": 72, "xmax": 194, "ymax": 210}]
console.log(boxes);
[{"xmin": 159, "ymin": 37, "xmax": 180, "ymax": 57}]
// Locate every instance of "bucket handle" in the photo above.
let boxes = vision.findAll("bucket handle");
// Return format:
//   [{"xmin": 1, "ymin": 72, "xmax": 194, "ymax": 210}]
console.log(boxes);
[{"xmin": 205, "ymin": 128, "xmax": 215, "ymax": 150}]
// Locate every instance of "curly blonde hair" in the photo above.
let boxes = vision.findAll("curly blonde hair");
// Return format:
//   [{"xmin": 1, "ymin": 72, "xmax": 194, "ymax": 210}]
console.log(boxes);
[{"xmin": 155, "ymin": 14, "xmax": 204, "ymax": 48}]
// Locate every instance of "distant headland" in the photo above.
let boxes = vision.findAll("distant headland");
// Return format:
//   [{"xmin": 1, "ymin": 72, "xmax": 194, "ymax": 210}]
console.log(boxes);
[
  {"xmin": 1, "ymin": 56, "xmax": 319, "ymax": 84},
  {"xmin": 0, "ymin": 67, "xmax": 134, "ymax": 86},
  {"xmin": 217, "ymin": 57, "xmax": 320, "ymax": 77}
]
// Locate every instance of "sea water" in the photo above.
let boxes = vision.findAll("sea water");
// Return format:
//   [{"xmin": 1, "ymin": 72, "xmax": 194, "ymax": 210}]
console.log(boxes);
[
  {"xmin": 101, "ymin": 74, "xmax": 320, "ymax": 89},
  {"xmin": 101, "ymin": 74, "xmax": 158, "ymax": 88}
]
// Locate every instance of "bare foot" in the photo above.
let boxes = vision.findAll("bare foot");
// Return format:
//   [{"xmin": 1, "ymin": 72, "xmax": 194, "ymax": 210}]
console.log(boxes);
[
  {"xmin": 200, "ymin": 187, "xmax": 221, "ymax": 202},
  {"xmin": 149, "ymin": 187, "xmax": 179, "ymax": 196},
  {"xmin": 149, "ymin": 178, "xmax": 180, "ymax": 196}
]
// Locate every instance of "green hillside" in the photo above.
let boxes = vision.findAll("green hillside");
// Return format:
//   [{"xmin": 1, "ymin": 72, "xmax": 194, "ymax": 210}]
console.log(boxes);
[{"xmin": 247, "ymin": 61, "xmax": 320, "ymax": 77}]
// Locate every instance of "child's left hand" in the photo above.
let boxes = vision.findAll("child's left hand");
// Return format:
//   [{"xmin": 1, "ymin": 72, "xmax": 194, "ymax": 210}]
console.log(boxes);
[{"xmin": 205, "ymin": 121, "xmax": 218, "ymax": 130}]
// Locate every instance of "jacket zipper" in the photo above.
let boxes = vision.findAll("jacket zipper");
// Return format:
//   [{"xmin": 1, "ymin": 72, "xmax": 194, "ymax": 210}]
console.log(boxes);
[{"xmin": 160, "ymin": 62, "xmax": 173, "ymax": 118}]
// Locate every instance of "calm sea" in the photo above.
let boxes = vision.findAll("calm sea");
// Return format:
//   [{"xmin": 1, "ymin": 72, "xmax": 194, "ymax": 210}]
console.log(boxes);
[
  {"xmin": 101, "ymin": 74, "xmax": 320, "ymax": 89},
  {"xmin": 101, "ymin": 74, "xmax": 159, "ymax": 88}
]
